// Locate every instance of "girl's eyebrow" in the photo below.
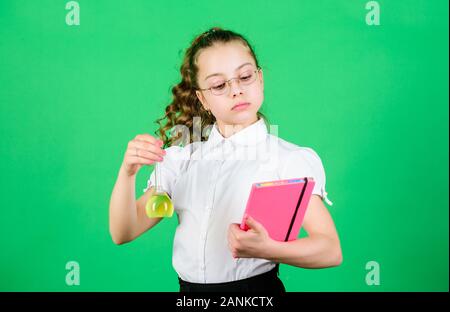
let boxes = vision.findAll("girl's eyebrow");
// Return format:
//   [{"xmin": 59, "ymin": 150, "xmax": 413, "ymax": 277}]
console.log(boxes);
[{"xmin": 204, "ymin": 62, "xmax": 253, "ymax": 81}]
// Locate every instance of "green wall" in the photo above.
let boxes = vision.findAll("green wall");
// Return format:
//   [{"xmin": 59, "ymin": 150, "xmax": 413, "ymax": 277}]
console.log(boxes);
[{"xmin": 0, "ymin": 0, "xmax": 448, "ymax": 291}]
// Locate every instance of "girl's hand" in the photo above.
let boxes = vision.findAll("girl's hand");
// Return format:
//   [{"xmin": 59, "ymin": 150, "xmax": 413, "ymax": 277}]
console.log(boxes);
[
  {"xmin": 227, "ymin": 216, "xmax": 273, "ymax": 259},
  {"xmin": 121, "ymin": 134, "xmax": 166, "ymax": 177}
]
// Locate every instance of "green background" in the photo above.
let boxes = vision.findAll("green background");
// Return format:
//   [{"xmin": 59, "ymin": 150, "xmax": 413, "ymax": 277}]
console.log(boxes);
[{"xmin": 0, "ymin": 0, "xmax": 448, "ymax": 291}]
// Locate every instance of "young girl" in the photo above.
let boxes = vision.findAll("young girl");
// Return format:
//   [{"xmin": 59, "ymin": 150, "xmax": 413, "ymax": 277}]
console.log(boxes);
[{"xmin": 109, "ymin": 27, "xmax": 342, "ymax": 292}]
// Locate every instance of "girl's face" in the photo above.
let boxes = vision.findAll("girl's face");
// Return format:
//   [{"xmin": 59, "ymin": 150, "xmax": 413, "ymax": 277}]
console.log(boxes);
[{"xmin": 195, "ymin": 41, "xmax": 264, "ymax": 131}]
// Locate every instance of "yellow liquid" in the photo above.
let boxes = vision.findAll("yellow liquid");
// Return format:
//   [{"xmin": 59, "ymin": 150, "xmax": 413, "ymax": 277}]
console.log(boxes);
[{"xmin": 145, "ymin": 192, "xmax": 174, "ymax": 218}]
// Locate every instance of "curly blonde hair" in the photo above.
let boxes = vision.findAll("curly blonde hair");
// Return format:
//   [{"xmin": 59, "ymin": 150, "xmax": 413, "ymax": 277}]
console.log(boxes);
[{"xmin": 154, "ymin": 27, "xmax": 268, "ymax": 148}]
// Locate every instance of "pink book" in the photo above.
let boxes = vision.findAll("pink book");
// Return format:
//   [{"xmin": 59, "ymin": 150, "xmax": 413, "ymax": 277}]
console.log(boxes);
[{"xmin": 240, "ymin": 177, "xmax": 315, "ymax": 242}]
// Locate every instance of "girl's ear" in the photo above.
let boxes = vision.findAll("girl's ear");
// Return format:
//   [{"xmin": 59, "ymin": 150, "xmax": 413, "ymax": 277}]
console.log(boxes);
[
  {"xmin": 259, "ymin": 68, "xmax": 264, "ymax": 90},
  {"xmin": 195, "ymin": 90, "xmax": 209, "ymax": 110}
]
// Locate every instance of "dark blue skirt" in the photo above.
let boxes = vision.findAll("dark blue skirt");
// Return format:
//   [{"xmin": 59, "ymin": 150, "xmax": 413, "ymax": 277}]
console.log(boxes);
[{"xmin": 178, "ymin": 264, "xmax": 285, "ymax": 292}]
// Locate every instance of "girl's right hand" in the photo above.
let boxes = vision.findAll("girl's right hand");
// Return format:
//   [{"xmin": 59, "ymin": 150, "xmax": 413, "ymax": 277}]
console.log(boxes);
[{"xmin": 121, "ymin": 134, "xmax": 166, "ymax": 177}]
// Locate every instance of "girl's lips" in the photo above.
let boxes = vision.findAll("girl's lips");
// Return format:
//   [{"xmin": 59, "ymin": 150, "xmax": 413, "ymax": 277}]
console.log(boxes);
[{"xmin": 232, "ymin": 103, "xmax": 250, "ymax": 111}]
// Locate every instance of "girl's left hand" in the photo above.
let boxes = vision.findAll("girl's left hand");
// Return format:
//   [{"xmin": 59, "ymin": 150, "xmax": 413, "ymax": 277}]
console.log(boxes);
[{"xmin": 228, "ymin": 216, "xmax": 273, "ymax": 259}]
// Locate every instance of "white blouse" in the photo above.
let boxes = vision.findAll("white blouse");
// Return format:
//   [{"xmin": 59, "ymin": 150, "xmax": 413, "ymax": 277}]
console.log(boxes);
[{"xmin": 143, "ymin": 117, "xmax": 333, "ymax": 283}]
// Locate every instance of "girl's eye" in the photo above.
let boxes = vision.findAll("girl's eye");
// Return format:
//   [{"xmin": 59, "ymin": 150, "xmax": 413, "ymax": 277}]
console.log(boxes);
[
  {"xmin": 240, "ymin": 75, "xmax": 252, "ymax": 81},
  {"xmin": 212, "ymin": 83, "xmax": 226, "ymax": 90}
]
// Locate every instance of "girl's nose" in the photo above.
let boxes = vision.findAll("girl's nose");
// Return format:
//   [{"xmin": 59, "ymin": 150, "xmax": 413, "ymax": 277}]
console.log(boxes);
[{"xmin": 228, "ymin": 79, "xmax": 243, "ymax": 96}]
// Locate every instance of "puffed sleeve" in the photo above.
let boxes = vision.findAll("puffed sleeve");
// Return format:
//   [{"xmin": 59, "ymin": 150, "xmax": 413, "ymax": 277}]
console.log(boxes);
[
  {"xmin": 142, "ymin": 145, "xmax": 186, "ymax": 197},
  {"xmin": 279, "ymin": 147, "xmax": 333, "ymax": 206}
]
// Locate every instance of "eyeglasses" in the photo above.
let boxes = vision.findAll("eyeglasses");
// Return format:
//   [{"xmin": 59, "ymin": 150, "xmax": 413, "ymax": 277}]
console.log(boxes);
[{"xmin": 198, "ymin": 67, "xmax": 261, "ymax": 96}]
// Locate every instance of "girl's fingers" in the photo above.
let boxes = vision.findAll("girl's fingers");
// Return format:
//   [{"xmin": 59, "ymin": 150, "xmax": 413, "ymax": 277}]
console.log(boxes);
[
  {"xmin": 133, "ymin": 149, "xmax": 164, "ymax": 162},
  {"xmin": 124, "ymin": 135, "xmax": 165, "ymax": 168},
  {"xmin": 129, "ymin": 140, "xmax": 165, "ymax": 157},
  {"xmin": 126, "ymin": 155, "xmax": 160, "ymax": 165},
  {"xmin": 134, "ymin": 134, "xmax": 161, "ymax": 146}
]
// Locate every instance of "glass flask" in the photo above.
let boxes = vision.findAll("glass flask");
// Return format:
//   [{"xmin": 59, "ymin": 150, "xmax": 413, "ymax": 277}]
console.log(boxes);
[{"xmin": 145, "ymin": 160, "xmax": 174, "ymax": 218}]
